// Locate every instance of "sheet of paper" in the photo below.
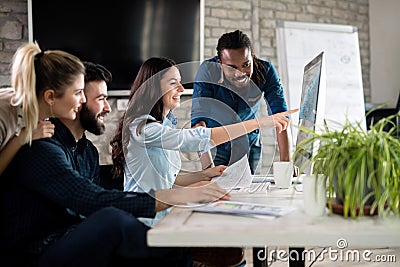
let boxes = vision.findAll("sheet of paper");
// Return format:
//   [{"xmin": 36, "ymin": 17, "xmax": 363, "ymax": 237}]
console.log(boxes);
[
  {"xmin": 211, "ymin": 155, "xmax": 253, "ymax": 190},
  {"xmin": 192, "ymin": 200, "xmax": 297, "ymax": 218}
]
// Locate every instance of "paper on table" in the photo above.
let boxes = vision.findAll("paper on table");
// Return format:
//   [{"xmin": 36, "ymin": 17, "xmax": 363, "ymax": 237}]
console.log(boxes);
[
  {"xmin": 211, "ymin": 155, "xmax": 252, "ymax": 190},
  {"xmin": 192, "ymin": 200, "xmax": 296, "ymax": 218}
]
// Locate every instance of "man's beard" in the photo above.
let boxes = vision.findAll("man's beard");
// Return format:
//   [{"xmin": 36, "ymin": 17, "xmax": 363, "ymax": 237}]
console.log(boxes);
[{"xmin": 80, "ymin": 104, "xmax": 105, "ymax": 135}]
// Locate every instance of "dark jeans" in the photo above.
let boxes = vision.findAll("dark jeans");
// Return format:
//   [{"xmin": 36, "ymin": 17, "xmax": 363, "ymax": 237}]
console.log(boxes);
[{"xmin": 39, "ymin": 207, "xmax": 192, "ymax": 267}]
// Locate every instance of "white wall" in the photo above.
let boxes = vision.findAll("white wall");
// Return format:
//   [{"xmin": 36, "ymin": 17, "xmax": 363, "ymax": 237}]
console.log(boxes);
[{"xmin": 370, "ymin": 0, "xmax": 400, "ymax": 107}]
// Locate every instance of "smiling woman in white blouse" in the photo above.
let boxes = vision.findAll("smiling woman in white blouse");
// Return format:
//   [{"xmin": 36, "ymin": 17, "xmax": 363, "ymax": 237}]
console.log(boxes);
[{"xmin": 110, "ymin": 57, "xmax": 297, "ymax": 227}]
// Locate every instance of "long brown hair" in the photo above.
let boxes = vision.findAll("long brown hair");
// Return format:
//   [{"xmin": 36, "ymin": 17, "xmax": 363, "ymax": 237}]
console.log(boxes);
[{"xmin": 110, "ymin": 57, "xmax": 176, "ymax": 178}]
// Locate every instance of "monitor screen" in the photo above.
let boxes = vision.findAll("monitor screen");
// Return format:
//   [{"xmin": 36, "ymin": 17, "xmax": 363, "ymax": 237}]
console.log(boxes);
[
  {"xmin": 28, "ymin": 0, "xmax": 203, "ymax": 94},
  {"xmin": 294, "ymin": 52, "xmax": 326, "ymax": 174}
]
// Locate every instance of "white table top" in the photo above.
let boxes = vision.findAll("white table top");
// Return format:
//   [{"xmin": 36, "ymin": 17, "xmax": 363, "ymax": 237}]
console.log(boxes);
[{"xmin": 147, "ymin": 184, "xmax": 400, "ymax": 248}]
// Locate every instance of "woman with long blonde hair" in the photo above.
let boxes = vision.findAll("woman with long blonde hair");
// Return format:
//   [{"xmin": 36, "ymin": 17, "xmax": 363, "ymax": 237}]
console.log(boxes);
[{"xmin": 0, "ymin": 42, "xmax": 86, "ymax": 175}]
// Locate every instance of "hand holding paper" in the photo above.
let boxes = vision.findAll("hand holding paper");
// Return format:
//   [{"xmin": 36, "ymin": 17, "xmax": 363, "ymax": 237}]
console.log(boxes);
[{"xmin": 211, "ymin": 155, "xmax": 253, "ymax": 190}]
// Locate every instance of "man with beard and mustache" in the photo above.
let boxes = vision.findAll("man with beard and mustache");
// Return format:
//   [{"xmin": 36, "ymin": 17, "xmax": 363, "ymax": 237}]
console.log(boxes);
[
  {"xmin": 60, "ymin": 61, "xmax": 111, "ymax": 139},
  {"xmin": 191, "ymin": 30, "xmax": 292, "ymax": 175},
  {"xmin": 78, "ymin": 62, "xmax": 111, "ymax": 136},
  {"xmin": 53, "ymin": 61, "xmax": 112, "ymax": 186}
]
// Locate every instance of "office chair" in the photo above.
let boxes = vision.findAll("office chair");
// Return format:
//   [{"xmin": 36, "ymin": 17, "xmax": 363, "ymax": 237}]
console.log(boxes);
[{"xmin": 366, "ymin": 92, "xmax": 400, "ymax": 135}]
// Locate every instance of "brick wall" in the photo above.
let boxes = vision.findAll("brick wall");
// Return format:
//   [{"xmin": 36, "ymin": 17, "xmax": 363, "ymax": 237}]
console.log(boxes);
[{"xmin": 0, "ymin": 0, "xmax": 370, "ymax": 172}]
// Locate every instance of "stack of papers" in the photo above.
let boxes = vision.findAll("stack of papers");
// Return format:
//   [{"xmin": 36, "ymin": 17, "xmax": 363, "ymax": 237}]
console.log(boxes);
[{"xmin": 191, "ymin": 201, "xmax": 296, "ymax": 218}]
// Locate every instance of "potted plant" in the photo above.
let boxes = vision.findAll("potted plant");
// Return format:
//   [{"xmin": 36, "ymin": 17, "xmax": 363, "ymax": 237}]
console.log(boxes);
[{"xmin": 294, "ymin": 113, "xmax": 400, "ymax": 219}]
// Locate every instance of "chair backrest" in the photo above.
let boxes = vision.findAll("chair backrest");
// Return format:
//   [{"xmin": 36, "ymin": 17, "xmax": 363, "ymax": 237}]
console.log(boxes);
[{"xmin": 99, "ymin": 164, "xmax": 123, "ymax": 190}]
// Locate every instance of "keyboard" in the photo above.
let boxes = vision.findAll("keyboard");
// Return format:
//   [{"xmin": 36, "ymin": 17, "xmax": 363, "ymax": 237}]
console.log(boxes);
[
  {"xmin": 251, "ymin": 175, "xmax": 303, "ymax": 184},
  {"xmin": 251, "ymin": 175, "xmax": 274, "ymax": 183},
  {"xmin": 236, "ymin": 182, "xmax": 271, "ymax": 193}
]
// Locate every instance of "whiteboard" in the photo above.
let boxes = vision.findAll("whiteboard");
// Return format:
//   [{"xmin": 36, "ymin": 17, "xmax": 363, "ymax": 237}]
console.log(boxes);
[{"xmin": 276, "ymin": 21, "xmax": 366, "ymax": 143}]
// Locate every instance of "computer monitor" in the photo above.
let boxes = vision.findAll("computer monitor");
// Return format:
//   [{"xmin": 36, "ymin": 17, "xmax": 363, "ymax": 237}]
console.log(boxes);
[{"xmin": 293, "ymin": 52, "xmax": 327, "ymax": 175}]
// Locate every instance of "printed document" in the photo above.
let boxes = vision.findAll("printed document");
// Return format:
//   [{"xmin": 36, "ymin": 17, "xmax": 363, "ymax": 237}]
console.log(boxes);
[
  {"xmin": 211, "ymin": 155, "xmax": 252, "ymax": 190},
  {"xmin": 192, "ymin": 201, "xmax": 296, "ymax": 218}
]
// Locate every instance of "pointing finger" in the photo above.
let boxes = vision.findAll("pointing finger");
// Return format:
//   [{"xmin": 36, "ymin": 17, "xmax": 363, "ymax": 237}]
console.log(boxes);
[{"xmin": 280, "ymin": 108, "xmax": 299, "ymax": 116}]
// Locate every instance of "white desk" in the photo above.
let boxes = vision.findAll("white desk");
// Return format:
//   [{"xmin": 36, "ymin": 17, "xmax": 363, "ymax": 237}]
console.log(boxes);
[{"xmin": 148, "ymin": 185, "xmax": 400, "ymax": 249}]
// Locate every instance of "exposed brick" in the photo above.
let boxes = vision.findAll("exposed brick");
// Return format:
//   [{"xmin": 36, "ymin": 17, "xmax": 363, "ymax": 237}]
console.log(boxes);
[
  {"xmin": 287, "ymin": 4, "xmax": 302, "ymax": 12},
  {"xmin": 0, "ymin": 20, "xmax": 22, "ymax": 40},
  {"xmin": 14, "ymin": 13, "xmax": 27, "ymax": 24},
  {"xmin": 0, "ymin": 51, "xmax": 14, "ymax": 63},
  {"xmin": 204, "ymin": 47, "xmax": 214, "ymax": 59},
  {"xmin": 359, "ymin": 5, "xmax": 368, "ymax": 15},
  {"xmin": 0, "ymin": 62, "xmax": 11, "ymax": 74},
  {"xmin": 204, "ymin": 17, "xmax": 219, "ymax": 27},
  {"xmin": 306, "ymin": 5, "xmax": 331, "ymax": 16},
  {"xmin": 260, "ymin": 28, "xmax": 275, "ymax": 38},
  {"xmin": 3, "ymin": 40, "xmax": 24, "ymax": 51},
  {"xmin": 227, "ymin": 1, "xmax": 252, "ymax": 10},
  {"xmin": 204, "ymin": 27, "xmax": 211, "ymax": 37},
  {"xmin": 211, "ymin": 28, "xmax": 229, "ymax": 38},
  {"xmin": 220, "ymin": 19, "xmax": 251, "ymax": 29},
  {"xmin": 332, "ymin": 18, "xmax": 349, "ymax": 25},
  {"xmin": 204, "ymin": 7, "xmax": 211, "ymax": 16},
  {"xmin": 259, "ymin": 37, "xmax": 272, "ymax": 48},
  {"xmin": 337, "ymin": 1, "xmax": 350, "ymax": 10},
  {"xmin": 205, "ymin": 37, "xmax": 218, "ymax": 48},
  {"xmin": 279, "ymin": 0, "xmax": 295, "ymax": 3},
  {"xmin": 275, "ymin": 11, "xmax": 296, "ymax": 20},
  {"xmin": 0, "ymin": 5, "xmax": 12, "ymax": 13},
  {"xmin": 296, "ymin": 13, "xmax": 318, "ymax": 22},
  {"xmin": 206, "ymin": 0, "xmax": 230, "ymax": 8},
  {"xmin": 260, "ymin": 19, "xmax": 276, "ymax": 29},
  {"xmin": 261, "ymin": 1, "xmax": 287, "ymax": 11},
  {"xmin": 309, "ymin": 0, "xmax": 336, "ymax": 8},
  {"xmin": 211, "ymin": 8, "xmax": 228, "ymax": 18},
  {"xmin": 259, "ymin": 10, "xmax": 274, "ymax": 19},
  {"xmin": 332, "ymin": 9, "xmax": 349, "ymax": 19},
  {"xmin": 227, "ymin": 10, "xmax": 245, "ymax": 19},
  {"xmin": 0, "ymin": 75, "xmax": 10, "ymax": 86},
  {"xmin": 358, "ymin": 31, "xmax": 368, "ymax": 40},
  {"xmin": 1, "ymin": 1, "xmax": 27, "ymax": 13}
]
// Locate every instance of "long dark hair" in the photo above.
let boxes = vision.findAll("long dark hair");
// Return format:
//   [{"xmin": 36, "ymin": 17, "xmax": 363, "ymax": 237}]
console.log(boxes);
[
  {"xmin": 216, "ymin": 29, "xmax": 266, "ymax": 85},
  {"xmin": 110, "ymin": 57, "xmax": 176, "ymax": 178}
]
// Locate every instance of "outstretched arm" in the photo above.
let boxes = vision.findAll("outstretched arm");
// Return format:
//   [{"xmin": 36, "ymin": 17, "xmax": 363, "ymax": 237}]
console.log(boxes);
[
  {"xmin": 209, "ymin": 109, "xmax": 299, "ymax": 147},
  {"xmin": 154, "ymin": 181, "xmax": 231, "ymax": 212},
  {"xmin": 174, "ymin": 165, "xmax": 227, "ymax": 186}
]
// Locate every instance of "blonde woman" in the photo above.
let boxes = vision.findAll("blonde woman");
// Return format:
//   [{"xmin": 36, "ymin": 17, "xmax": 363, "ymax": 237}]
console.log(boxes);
[{"xmin": 0, "ymin": 42, "xmax": 86, "ymax": 175}]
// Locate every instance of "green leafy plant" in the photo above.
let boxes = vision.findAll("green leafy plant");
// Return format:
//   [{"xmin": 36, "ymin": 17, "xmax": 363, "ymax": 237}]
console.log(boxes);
[{"xmin": 294, "ymin": 113, "xmax": 400, "ymax": 218}]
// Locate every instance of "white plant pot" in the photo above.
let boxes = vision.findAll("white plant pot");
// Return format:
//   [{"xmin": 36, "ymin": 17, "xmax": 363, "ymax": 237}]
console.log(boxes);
[{"xmin": 302, "ymin": 174, "xmax": 327, "ymax": 217}]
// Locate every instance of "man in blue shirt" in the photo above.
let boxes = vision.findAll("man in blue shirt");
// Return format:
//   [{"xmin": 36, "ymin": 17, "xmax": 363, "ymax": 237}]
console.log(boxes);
[
  {"xmin": 191, "ymin": 30, "xmax": 291, "ymax": 174},
  {"xmin": 0, "ymin": 62, "xmax": 229, "ymax": 266}
]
